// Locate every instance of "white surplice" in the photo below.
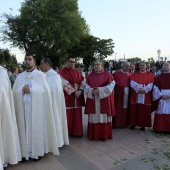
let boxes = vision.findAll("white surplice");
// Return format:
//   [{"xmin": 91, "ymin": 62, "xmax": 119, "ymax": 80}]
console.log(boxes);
[
  {"xmin": 153, "ymin": 85, "xmax": 170, "ymax": 114},
  {"xmin": 45, "ymin": 69, "xmax": 69, "ymax": 147},
  {"xmin": 130, "ymin": 80, "xmax": 153, "ymax": 104},
  {"xmin": 0, "ymin": 154, "xmax": 3, "ymax": 170},
  {"xmin": 0, "ymin": 66, "xmax": 21, "ymax": 167},
  {"xmin": 84, "ymin": 80, "xmax": 115, "ymax": 123},
  {"xmin": 13, "ymin": 69, "xmax": 59, "ymax": 158}
]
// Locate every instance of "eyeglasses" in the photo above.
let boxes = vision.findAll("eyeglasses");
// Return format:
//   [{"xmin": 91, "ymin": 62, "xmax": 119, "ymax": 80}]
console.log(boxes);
[{"xmin": 69, "ymin": 61, "xmax": 75, "ymax": 63}]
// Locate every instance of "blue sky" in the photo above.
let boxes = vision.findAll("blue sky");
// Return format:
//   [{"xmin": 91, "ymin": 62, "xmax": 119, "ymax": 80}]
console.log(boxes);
[{"xmin": 0, "ymin": 0, "xmax": 170, "ymax": 62}]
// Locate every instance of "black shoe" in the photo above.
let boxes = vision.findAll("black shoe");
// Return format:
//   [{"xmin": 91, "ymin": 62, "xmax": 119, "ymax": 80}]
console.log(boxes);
[
  {"xmin": 129, "ymin": 126, "xmax": 135, "ymax": 129},
  {"xmin": 141, "ymin": 127, "xmax": 145, "ymax": 131},
  {"xmin": 100, "ymin": 138, "xmax": 106, "ymax": 141},
  {"xmin": 21, "ymin": 158, "xmax": 27, "ymax": 163},
  {"xmin": 30, "ymin": 157, "xmax": 42, "ymax": 162}
]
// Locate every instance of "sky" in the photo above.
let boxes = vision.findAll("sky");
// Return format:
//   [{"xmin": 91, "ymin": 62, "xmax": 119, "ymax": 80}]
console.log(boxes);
[{"xmin": 0, "ymin": 0, "xmax": 170, "ymax": 62}]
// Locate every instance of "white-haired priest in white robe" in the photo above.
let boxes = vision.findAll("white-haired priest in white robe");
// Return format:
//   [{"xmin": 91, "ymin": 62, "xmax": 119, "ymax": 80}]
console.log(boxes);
[
  {"xmin": 13, "ymin": 54, "xmax": 59, "ymax": 161},
  {"xmin": 0, "ymin": 65, "xmax": 21, "ymax": 168},
  {"xmin": 40, "ymin": 58, "xmax": 69, "ymax": 147}
]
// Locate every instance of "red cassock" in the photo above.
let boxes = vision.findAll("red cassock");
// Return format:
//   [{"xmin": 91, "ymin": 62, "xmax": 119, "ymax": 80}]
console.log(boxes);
[
  {"xmin": 153, "ymin": 73, "xmax": 170, "ymax": 132},
  {"xmin": 85, "ymin": 70, "xmax": 115, "ymax": 140},
  {"xmin": 59, "ymin": 67, "xmax": 85, "ymax": 136},
  {"xmin": 112, "ymin": 71, "xmax": 132, "ymax": 128},
  {"xmin": 129, "ymin": 71, "xmax": 154, "ymax": 127}
]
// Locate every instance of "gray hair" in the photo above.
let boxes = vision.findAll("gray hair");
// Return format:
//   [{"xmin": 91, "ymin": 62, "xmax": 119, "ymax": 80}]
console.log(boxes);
[
  {"xmin": 93, "ymin": 60, "xmax": 103, "ymax": 65},
  {"xmin": 121, "ymin": 61, "xmax": 130, "ymax": 67}
]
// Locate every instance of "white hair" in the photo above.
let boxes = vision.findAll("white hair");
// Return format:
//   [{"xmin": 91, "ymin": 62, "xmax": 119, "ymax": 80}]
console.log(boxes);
[{"xmin": 121, "ymin": 61, "xmax": 129, "ymax": 67}]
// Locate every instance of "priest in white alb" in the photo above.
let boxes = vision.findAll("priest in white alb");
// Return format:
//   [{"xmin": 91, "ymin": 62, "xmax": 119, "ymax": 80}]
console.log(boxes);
[
  {"xmin": 40, "ymin": 58, "xmax": 69, "ymax": 147},
  {"xmin": 0, "ymin": 65, "xmax": 21, "ymax": 168},
  {"xmin": 0, "ymin": 157, "xmax": 3, "ymax": 170},
  {"xmin": 13, "ymin": 54, "xmax": 59, "ymax": 161}
]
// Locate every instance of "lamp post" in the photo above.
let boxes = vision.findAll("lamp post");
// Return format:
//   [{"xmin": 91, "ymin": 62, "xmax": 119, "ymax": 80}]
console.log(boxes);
[
  {"xmin": 115, "ymin": 53, "xmax": 117, "ymax": 61},
  {"xmin": 157, "ymin": 49, "xmax": 161, "ymax": 62}
]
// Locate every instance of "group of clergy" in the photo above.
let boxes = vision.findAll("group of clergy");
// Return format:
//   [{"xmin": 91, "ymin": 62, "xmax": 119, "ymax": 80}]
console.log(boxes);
[
  {"xmin": 0, "ymin": 55, "xmax": 69, "ymax": 169},
  {"xmin": 1, "ymin": 53, "xmax": 170, "ymax": 169},
  {"xmin": 62, "ymin": 57, "xmax": 170, "ymax": 145},
  {"xmin": 113, "ymin": 61, "xmax": 170, "ymax": 133}
]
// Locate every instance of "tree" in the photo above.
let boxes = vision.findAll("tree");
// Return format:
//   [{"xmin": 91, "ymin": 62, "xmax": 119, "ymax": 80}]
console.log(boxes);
[
  {"xmin": 148, "ymin": 57, "xmax": 155, "ymax": 63},
  {"xmin": 128, "ymin": 57, "xmax": 142, "ymax": 63},
  {"xmin": 0, "ymin": 48, "xmax": 17, "ymax": 65},
  {"xmin": 1, "ymin": 0, "xmax": 89, "ymax": 66},
  {"xmin": 0, "ymin": 50, "xmax": 5, "ymax": 63},
  {"xmin": 68, "ymin": 35, "xmax": 114, "ymax": 68}
]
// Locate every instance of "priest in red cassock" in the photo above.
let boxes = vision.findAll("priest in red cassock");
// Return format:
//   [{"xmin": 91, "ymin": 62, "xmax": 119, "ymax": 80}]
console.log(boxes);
[
  {"xmin": 112, "ymin": 61, "xmax": 132, "ymax": 128},
  {"xmin": 84, "ymin": 60, "xmax": 116, "ymax": 141},
  {"xmin": 153, "ymin": 62, "xmax": 170, "ymax": 132},
  {"xmin": 59, "ymin": 56, "xmax": 85, "ymax": 136},
  {"xmin": 129, "ymin": 61, "xmax": 154, "ymax": 131}
]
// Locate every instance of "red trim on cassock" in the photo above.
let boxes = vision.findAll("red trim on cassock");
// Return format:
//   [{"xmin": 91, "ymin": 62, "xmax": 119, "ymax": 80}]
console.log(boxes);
[
  {"xmin": 59, "ymin": 67, "xmax": 85, "ymax": 107},
  {"xmin": 87, "ymin": 122, "xmax": 112, "ymax": 140},
  {"xmin": 129, "ymin": 71, "xmax": 154, "ymax": 104},
  {"xmin": 155, "ymin": 73, "xmax": 170, "ymax": 89},
  {"xmin": 113, "ymin": 71, "xmax": 131, "ymax": 87},
  {"xmin": 112, "ymin": 71, "xmax": 131, "ymax": 128},
  {"xmin": 130, "ymin": 71, "xmax": 154, "ymax": 84},
  {"xmin": 66, "ymin": 108, "xmax": 83, "ymax": 136},
  {"xmin": 153, "ymin": 114, "xmax": 170, "ymax": 132},
  {"xmin": 129, "ymin": 104, "xmax": 151, "ymax": 127},
  {"xmin": 112, "ymin": 106, "xmax": 129, "ymax": 128},
  {"xmin": 85, "ymin": 71, "xmax": 115, "ymax": 116}
]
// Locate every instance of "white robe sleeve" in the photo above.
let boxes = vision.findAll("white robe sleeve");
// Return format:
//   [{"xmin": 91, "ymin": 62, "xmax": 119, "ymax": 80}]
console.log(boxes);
[
  {"xmin": 98, "ymin": 80, "xmax": 115, "ymax": 99},
  {"xmin": 154, "ymin": 89, "xmax": 170, "ymax": 114},
  {"xmin": 130, "ymin": 80, "xmax": 140, "ymax": 93},
  {"xmin": 79, "ymin": 80, "xmax": 85, "ymax": 91},
  {"xmin": 60, "ymin": 76, "xmax": 75, "ymax": 95},
  {"xmin": 131, "ymin": 80, "xmax": 153, "ymax": 104},
  {"xmin": 143, "ymin": 83, "xmax": 153, "ymax": 93},
  {"xmin": 153, "ymin": 85, "xmax": 162, "ymax": 101},
  {"xmin": 60, "ymin": 76, "xmax": 69, "ymax": 87},
  {"xmin": 84, "ymin": 83, "xmax": 93, "ymax": 99}
]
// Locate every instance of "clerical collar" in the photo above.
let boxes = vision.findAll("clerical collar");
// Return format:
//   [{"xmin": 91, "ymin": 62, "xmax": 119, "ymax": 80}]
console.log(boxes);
[
  {"xmin": 66, "ymin": 66, "xmax": 75, "ymax": 69},
  {"xmin": 140, "ymin": 71, "xmax": 146, "ymax": 73},
  {"xmin": 95, "ymin": 70, "xmax": 104, "ymax": 74},
  {"xmin": 26, "ymin": 69, "xmax": 34, "ymax": 72},
  {"xmin": 121, "ymin": 69, "xmax": 128, "ymax": 74}
]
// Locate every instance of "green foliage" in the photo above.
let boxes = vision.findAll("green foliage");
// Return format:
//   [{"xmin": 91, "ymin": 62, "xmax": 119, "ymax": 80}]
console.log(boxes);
[
  {"xmin": 1, "ymin": 0, "xmax": 89, "ymax": 66},
  {"xmin": 148, "ymin": 57, "xmax": 155, "ymax": 63},
  {"xmin": 0, "ymin": 48, "xmax": 17, "ymax": 65},
  {"xmin": 128, "ymin": 57, "xmax": 142, "ymax": 63},
  {"xmin": 68, "ymin": 35, "xmax": 114, "ymax": 68}
]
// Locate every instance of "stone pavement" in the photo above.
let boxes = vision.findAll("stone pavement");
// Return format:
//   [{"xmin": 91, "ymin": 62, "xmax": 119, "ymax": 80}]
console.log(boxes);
[{"xmin": 7, "ymin": 113, "xmax": 170, "ymax": 170}]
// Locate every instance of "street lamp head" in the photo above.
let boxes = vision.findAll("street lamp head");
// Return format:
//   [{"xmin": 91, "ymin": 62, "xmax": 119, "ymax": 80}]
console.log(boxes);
[{"xmin": 157, "ymin": 49, "xmax": 161, "ymax": 53}]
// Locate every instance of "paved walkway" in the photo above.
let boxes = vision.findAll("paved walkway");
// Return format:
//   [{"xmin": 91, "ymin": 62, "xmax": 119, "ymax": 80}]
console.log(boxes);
[{"xmin": 7, "ymin": 113, "xmax": 170, "ymax": 170}]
